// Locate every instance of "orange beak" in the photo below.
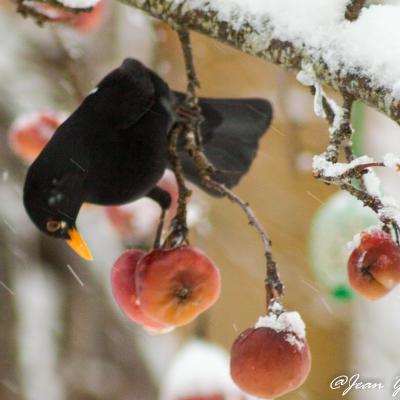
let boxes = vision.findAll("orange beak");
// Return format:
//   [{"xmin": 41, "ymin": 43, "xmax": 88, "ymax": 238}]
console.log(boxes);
[{"xmin": 66, "ymin": 227, "xmax": 93, "ymax": 261}]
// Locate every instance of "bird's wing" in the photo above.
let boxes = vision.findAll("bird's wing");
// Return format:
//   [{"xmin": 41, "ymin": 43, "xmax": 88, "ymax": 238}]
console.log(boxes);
[
  {"xmin": 90, "ymin": 60, "xmax": 157, "ymax": 130},
  {"xmin": 172, "ymin": 92, "xmax": 272, "ymax": 196}
]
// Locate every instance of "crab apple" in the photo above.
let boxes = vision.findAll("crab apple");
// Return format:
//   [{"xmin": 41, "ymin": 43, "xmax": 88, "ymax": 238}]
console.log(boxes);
[
  {"xmin": 72, "ymin": 1, "xmax": 105, "ymax": 32},
  {"xmin": 111, "ymin": 249, "xmax": 172, "ymax": 333},
  {"xmin": 230, "ymin": 311, "xmax": 311, "ymax": 399},
  {"xmin": 347, "ymin": 228, "xmax": 400, "ymax": 300},
  {"xmin": 8, "ymin": 111, "xmax": 64, "ymax": 164},
  {"xmin": 136, "ymin": 247, "xmax": 220, "ymax": 327}
]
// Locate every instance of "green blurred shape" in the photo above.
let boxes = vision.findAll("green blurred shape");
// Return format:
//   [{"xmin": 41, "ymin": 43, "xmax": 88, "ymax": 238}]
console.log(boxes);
[
  {"xmin": 331, "ymin": 284, "xmax": 355, "ymax": 302},
  {"xmin": 309, "ymin": 191, "xmax": 379, "ymax": 300}
]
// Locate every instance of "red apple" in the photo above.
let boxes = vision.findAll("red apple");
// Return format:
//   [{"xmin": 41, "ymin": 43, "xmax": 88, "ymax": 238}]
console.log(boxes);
[
  {"xmin": 72, "ymin": 1, "xmax": 105, "ymax": 32},
  {"xmin": 111, "ymin": 249, "xmax": 172, "ymax": 333},
  {"xmin": 136, "ymin": 246, "xmax": 220, "ymax": 327},
  {"xmin": 348, "ymin": 228, "xmax": 400, "ymax": 300},
  {"xmin": 8, "ymin": 111, "xmax": 63, "ymax": 164},
  {"xmin": 230, "ymin": 312, "xmax": 311, "ymax": 399}
]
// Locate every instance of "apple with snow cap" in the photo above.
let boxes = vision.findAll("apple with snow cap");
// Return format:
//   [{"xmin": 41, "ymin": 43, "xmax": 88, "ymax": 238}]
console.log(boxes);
[
  {"xmin": 347, "ymin": 227, "xmax": 400, "ymax": 300},
  {"xmin": 230, "ymin": 304, "xmax": 311, "ymax": 399}
]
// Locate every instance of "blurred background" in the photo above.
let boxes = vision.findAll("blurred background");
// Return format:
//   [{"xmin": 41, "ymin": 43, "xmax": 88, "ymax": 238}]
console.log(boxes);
[{"xmin": 1, "ymin": 1, "xmax": 400, "ymax": 399}]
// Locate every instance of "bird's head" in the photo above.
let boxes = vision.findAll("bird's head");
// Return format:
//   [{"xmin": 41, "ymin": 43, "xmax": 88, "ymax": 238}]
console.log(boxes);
[{"xmin": 23, "ymin": 169, "xmax": 93, "ymax": 261}]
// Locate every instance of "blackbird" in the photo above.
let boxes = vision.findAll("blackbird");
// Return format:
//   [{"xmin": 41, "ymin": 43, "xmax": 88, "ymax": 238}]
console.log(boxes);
[{"xmin": 23, "ymin": 58, "xmax": 272, "ymax": 260}]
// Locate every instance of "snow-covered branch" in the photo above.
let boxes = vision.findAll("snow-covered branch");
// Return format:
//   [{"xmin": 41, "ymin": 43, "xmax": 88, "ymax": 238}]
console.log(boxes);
[{"xmin": 112, "ymin": 0, "xmax": 400, "ymax": 127}]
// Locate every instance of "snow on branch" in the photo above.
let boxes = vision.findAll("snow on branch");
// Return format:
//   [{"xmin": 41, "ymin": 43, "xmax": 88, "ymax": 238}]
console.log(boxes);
[{"xmin": 106, "ymin": 0, "xmax": 399, "ymax": 126}]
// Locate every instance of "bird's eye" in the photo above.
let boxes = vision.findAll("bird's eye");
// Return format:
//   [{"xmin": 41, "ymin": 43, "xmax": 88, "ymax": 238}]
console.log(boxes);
[{"xmin": 47, "ymin": 220, "xmax": 62, "ymax": 232}]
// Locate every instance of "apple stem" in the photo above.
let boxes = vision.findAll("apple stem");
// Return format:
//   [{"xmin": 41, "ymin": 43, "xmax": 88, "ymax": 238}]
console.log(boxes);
[
  {"xmin": 154, "ymin": 208, "xmax": 166, "ymax": 248},
  {"xmin": 164, "ymin": 122, "xmax": 191, "ymax": 248},
  {"xmin": 203, "ymin": 177, "xmax": 284, "ymax": 304},
  {"xmin": 173, "ymin": 28, "xmax": 284, "ymax": 308}
]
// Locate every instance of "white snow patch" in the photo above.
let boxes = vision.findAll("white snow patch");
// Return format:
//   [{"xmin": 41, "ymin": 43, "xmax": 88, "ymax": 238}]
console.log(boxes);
[
  {"xmin": 347, "ymin": 231, "xmax": 362, "ymax": 254},
  {"xmin": 313, "ymin": 155, "xmax": 373, "ymax": 178},
  {"xmin": 296, "ymin": 68, "xmax": 315, "ymax": 87},
  {"xmin": 159, "ymin": 339, "xmax": 250, "ymax": 400},
  {"xmin": 346, "ymin": 226, "xmax": 383, "ymax": 254},
  {"xmin": 269, "ymin": 301, "xmax": 284, "ymax": 314},
  {"xmin": 297, "ymin": 63, "xmax": 327, "ymax": 119},
  {"xmin": 171, "ymin": 1, "xmax": 400, "ymax": 92},
  {"xmin": 379, "ymin": 196, "xmax": 400, "ymax": 225},
  {"xmin": 383, "ymin": 153, "xmax": 400, "ymax": 170},
  {"xmin": 285, "ymin": 333, "xmax": 305, "ymax": 350},
  {"xmin": 255, "ymin": 311, "xmax": 306, "ymax": 340},
  {"xmin": 57, "ymin": 0, "xmax": 100, "ymax": 8},
  {"xmin": 363, "ymin": 170, "xmax": 382, "ymax": 198}
]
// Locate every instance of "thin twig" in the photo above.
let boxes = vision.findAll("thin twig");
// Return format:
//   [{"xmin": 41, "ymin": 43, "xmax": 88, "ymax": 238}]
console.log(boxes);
[
  {"xmin": 163, "ymin": 125, "xmax": 191, "ymax": 248},
  {"xmin": 202, "ymin": 177, "xmax": 283, "ymax": 302},
  {"xmin": 176, "ymin": 29, "xmax": 284, "ymax": 306},
  {"xmin": 153, "ymin": 208, "xmax": 166, "ymax": 248},
  {"xmin": 177, "ymin": 30, "xmax": 199, "ymax": 105},
  {"xmin": 311, "ymin": 86, "xmax": 400, "ymax": 239}
]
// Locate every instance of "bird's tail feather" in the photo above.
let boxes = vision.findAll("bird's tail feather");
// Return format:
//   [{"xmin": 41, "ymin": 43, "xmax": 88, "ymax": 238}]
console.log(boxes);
[{"xmin": 173, "ymin": 92, "xmax": 272, "ymax": 196}]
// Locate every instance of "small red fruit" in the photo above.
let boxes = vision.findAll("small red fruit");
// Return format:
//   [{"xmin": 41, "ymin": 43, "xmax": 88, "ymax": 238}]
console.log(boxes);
[
  {"xmin": 111, "ymin": 249, "xmax": 172, "ymax": 333},
  {"xmin": 72, "ymin": 1, "xmax": 105, "ymax": 32},
  {"xmin": 8, "ymin": 111, "xmax": 63, "ymax": 164},
  {"xmin": 230, "ymin": 311, "xmax": 311, "ymax": 399},
  {"xmin": 136, "ymin": 247, "xmax": 220, "ymax": 327},
  {"xmin": 347, "ymin": 228, "xmax": 400, "ymax": 300}
]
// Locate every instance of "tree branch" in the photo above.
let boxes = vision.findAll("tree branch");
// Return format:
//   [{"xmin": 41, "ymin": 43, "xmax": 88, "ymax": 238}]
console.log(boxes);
[
  {"xmin": 345, "ymin": 0, "xmax": 367, "ymax": 21},
  {"xmin": 111, "ymin": 0, "xmax": 400, "ymax": 127}
]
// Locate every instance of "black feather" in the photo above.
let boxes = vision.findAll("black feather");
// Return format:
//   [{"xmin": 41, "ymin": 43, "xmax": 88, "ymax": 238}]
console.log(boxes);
[{"xmin": 173, "ymin": 92, "xmax": 272, "ymax": 195}]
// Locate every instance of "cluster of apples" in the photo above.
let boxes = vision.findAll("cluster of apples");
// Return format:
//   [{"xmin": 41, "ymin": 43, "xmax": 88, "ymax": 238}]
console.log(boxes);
[
  {"xmin": 23, "ymin": 1, "xmax": 105, "ymax": 32},
  {"xmin": 9, "ymin": 112, "xmax": 312, "ymax": 398},
  {"xmin": 111, "ymin": 246, "xmax": 221, "ymax": 332},
  {"xmin": 347, "ymin": 227, "xmax": 400, "ymax": 300},
  {"xmin": 112, "ymin": 246, "xmax": 312, "ymax": 398}
]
